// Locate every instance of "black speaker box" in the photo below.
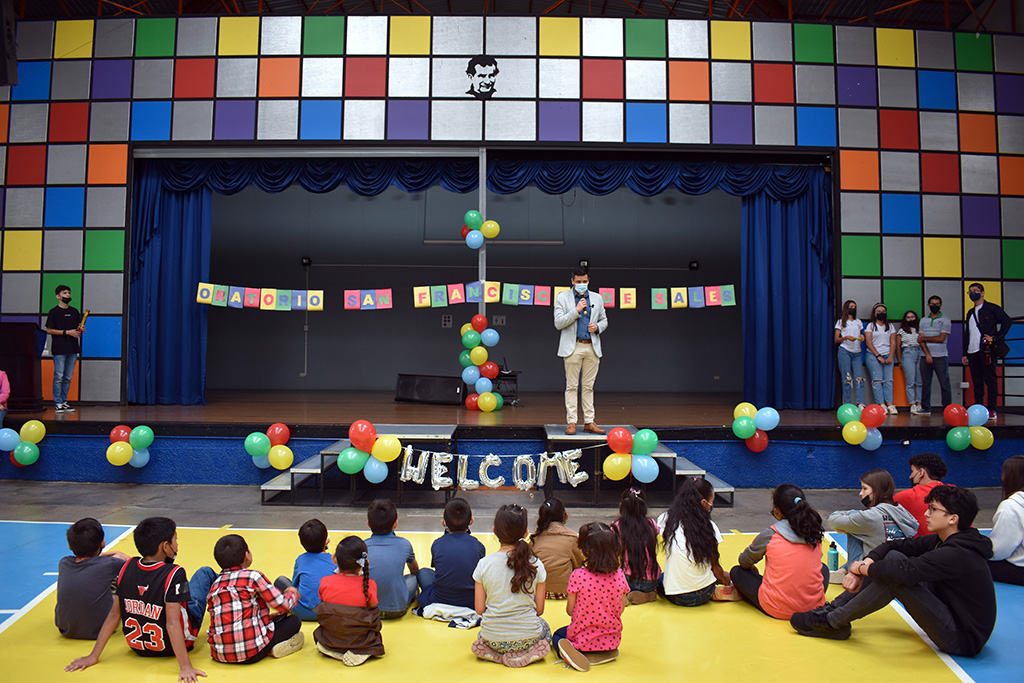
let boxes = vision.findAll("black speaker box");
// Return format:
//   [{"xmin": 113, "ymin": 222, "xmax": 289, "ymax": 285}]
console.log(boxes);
[{"xmin": 395, "ymin": 374, "xmax": 464, "ymax": 405}]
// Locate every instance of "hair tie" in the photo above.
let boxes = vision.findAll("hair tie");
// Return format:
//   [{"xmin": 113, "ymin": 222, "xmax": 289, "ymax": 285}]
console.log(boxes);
[
  {"xmin": 793, "ymin": 496, "xmax": 803, "ymax": 504},
  {"xmin": 356, "ymin": 551, "xmax": 367, "ymax": 568}
]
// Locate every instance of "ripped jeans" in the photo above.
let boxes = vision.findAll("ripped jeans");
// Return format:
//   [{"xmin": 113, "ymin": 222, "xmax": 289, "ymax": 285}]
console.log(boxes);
[{"xmin": 837, "ymin": 347, "xmax": 864, "ymax": 405}]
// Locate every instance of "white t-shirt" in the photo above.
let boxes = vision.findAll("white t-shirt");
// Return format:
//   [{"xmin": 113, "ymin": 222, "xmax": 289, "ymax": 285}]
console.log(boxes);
[
  {"xmin": 866, "ymin": 322, "xmax": 896, "ymax": 356},
  {"xmin": 898, "ymin": 328, "xmax": 920, "ymax": 349},
  {"xmin": 968, "ymin": 303, "xmax": 984, "ymax": 354},
  {"xmin": 834, "ymin": 319, "xmax": 863, "ymax": 353},
  {"xmin": 473, "ymin": 551, "xmax": 547, "ymax": 643},
  {"xmin": 656, "ymin": 512, "xmax": 722, "ymax": 595}
]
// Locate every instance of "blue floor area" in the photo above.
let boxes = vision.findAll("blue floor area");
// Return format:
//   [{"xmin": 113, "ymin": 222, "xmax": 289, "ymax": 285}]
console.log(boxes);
[{"xmin": 0, "ymin": 521, "xmax": 132, "ymax": 630}]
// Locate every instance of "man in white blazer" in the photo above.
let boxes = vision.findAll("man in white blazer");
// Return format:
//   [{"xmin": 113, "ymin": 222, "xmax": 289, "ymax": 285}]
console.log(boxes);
[{"xmin": 554, "ymin": 266, "xmax": 608, "ymax": 435}]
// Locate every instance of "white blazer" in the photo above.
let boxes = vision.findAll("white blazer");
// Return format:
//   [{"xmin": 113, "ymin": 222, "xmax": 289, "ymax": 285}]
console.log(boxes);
[{"xmin": 554, "ymin": 289, "xmax": 608, "ymax": 358}]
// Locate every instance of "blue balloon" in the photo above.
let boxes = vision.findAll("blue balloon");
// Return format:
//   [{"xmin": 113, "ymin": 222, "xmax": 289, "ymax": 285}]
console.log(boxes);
[
  {"xmin": 363, "ymin": 455, "xmax": 389, "ymax": 484},
  {"xmin": 252, "ymin": 454, "xmax": 271, "ymax": 469},
  {"xmin": 475, "ymin": 378, "xmax": 493, "ymax": 394},
  {"xmin": 860, "ymin": 428, "xmax": 883, "ymax": 451},
  {"xmin": 754, "ymin": 407, "xmax": 780, "ymax": 431},
  {"xmin": 480, "ymin": 328, "xmax": 500, "ymax": 347},
  {"xmin": 128, "ymin": 447, "xmax": 150, "ymax": 468},
  {"xmin": 462, "ymin": 365, "xmax": 481, "ymax": 384},
  {"xmin": 967, "ymin": 404, "xmax": 989, "ymax": 427},
  {"xmin": 631, "ymin": 454, "xmax": 659, "ymax": 483},
  {"xmin": 0, "ymin": 428, "xmax": 19, "ymax": 452},
  {"xmin": 465, "ymin": 230, "xmax": 484, "ymax": 249}
]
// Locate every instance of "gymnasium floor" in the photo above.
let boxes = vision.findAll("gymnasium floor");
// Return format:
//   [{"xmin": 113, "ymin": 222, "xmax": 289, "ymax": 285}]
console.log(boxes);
[{"xmin": 2, "ymin": 517, "xmax": 1020, "ymax": 683}]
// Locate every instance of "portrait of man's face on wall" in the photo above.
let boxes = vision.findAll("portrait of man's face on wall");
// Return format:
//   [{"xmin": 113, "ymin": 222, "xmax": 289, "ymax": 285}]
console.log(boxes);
[{"xmin": 466, "ymin": 55, "xmax": 499, "ymax": 100}]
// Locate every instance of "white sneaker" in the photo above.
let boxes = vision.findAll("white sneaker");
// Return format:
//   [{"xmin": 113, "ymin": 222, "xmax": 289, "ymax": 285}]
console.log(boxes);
[
  {"xmin": 989, "ymin": 411, "xmax": 998, "ymax": 422},
  {"xmin": 857, "ymin": 403, "xmax": 865, "ymax": 411},
  {"xmin": 887, "ymin": 404, "xmax": 898, "ymax": 415},
  {"xmin": 909, "ymin": 405, "xmax": 922, "ymax": 415},
  {"xmin": 60, "ymin": 403, "xmax": 75, "ymax": 413},
  {"xmin": 271, "ymin": 631, "xmax": 304, "ymax": 658}
]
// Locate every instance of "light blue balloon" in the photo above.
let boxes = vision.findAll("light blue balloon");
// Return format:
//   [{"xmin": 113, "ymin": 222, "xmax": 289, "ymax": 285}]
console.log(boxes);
[
  {"xmin": 631, "ymin": 454, "xmax": 659, "ymax": 483},
  {"xmin": 363, "ymin": 455, "xmax": 389, "ymax": 484},
  {"xmin": 860, "ymin": 428, "xmax": 883, "ymax": 451},
  {"xmin": 128, "ymin": 447, "xmax": 150, "ymax": 468},
  {"xmin": 967, "ymin": 404, "xmax": 989, "ymax": 427},
  {"xmin": 754, "ymin": 407, "xmax": 780, "ymax": 431},
  {"xmin": 475, "ymin": 378, "xmax": 493, "ymax": 394},
  {"xmin": 462, "ymin": 365, "xmax": 481, "ymax": 384},
  {"xmin": 480, "ymin": 328, "xmax": 500, "ymax": 347},
  {"xmin": 0, "ymin": 428, "xmax": 19, "ymax": 451},
  {"xmin": 465, "ymin": 230, "xmax": 484, "ymax": 249},
  {"xmin": 253, "ymin": 454, "xmax": 271, "ymax": 469}
]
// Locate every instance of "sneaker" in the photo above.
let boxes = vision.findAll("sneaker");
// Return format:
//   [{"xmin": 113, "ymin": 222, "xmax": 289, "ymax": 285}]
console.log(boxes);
[
  {"xmin": 918, "ymin": 409, "xmax": 931, "ymax": 415},
  {"xmin": 271, "ymin": 631, "xmax": 304, "ymax": 658},
  {"xmin": 857, "ymin": 403, "xmax": 865, "ymax": 411},
  {"xmin": 557, "ymin": 640, "xmax": 591, "ymax": 672},
  {"xmin": 887, "ymin": 404, "xmax": 898, "ymax": 415},
  {"xmin": 341, "ymin": 651, "xmax": 370, "ymax": 667},
  {"xmin": 627, "ymin": 590, "xmax": 657, "ymax": 605},
  {"xmin": 909, "ymin": 405, "xmax": 922, "ymax": 415},
  {"xmin": 584, "ymin": 649, "xmax": 619, "ymax": 666},
  {"xmin": 54, "ymin": 403, "xmax": 65, "ymax": 413},
  {"xmin": 502, "ymin": 639, "xmax": 549, "ymax": 668},
  {"xmin": 61, "ymin": 403, "xmax": 75, "ymax": 412},
  {"xmin": 712, "ymin": 585, "xmax": 743, "ymax": 601},
  {"xmin": 790, "ymin": 610, "xmax": 851, "ymax": 640},
  {"xmin": 316, "ymin": 641, "xmax": 346, "ymax": 661},
  {"xmin": 471, "ymin": 638, "xmax": 503, "ymax": 664},
  {"xmin": 989, "ymin": 411, "xmax": 998, "ymax": 422},
  {"xmin": 828, "ymin": 569, "xmax": 847, "ymax": 585}
]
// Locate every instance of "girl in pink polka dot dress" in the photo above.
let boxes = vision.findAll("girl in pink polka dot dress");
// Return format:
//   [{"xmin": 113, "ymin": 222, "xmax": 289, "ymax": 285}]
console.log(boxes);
[{"xmin": 552, "ymin": 522, "xmax": 630, "ymax": 672}]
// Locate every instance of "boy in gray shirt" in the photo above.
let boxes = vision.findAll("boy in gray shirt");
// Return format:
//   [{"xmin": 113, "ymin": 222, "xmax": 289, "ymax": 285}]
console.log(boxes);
[
  {"xmin": 55, "ymin": 518, "xmax": 129, "ymax": 639},
  {"xmin": 918, "ymin": 295, "xmax": 952, "ymax": 415}
]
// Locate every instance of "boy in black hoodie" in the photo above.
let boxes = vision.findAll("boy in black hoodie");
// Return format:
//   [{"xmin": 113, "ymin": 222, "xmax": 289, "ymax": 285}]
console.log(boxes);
[{"xmin": 790, "ymin": 485, "xmax": 995, "ymax": 657}]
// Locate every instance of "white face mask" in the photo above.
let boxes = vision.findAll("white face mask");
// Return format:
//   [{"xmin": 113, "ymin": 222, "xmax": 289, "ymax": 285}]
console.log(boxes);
[{"xmin": 574, "ymin": 283, "xmax": 588, "ymax": 294}]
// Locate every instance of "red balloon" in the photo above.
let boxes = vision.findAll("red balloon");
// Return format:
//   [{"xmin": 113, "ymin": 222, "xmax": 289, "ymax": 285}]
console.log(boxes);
[
  {"xmin": 460, "ymin": 225, "xmax": 470, "ymax": 239},
  {"xmin": 746, "ymin": 429, "xmax": 769, "ymax": 452},
  {"xmin": 860, "ymin": 404, "xmax": 887, "ymax": 429},
  {"xmin": 348, "ymin": 420, "xmax": 377, "ymax": 452},
  {"xmin": 607, "ymin": 427, "xmax": 633, "ymax": 454},
  {"xmin": 266, "ymin": 422, "xmax": 291, "ymax": 446},
  {"xmin": 471, "ymin": 314, "xmax": 488, "ymax": 333},
  {"xmin": 480, "ymin": 361, "xmax": 500, "ymax": 379},
  {"xmin": 943, "ymin": 404, "xmax": 968, "ymax": 427},
  {"xmin": 465, "ymin": 393, "xmax": 480, "ymax": 411},
  {"xmin": 9, "ymin": 452, "xmax": 26, "ymax": 468},
  {"xmin": 110, "ymin": 425, "xmax": 132, "ymax": 444}
]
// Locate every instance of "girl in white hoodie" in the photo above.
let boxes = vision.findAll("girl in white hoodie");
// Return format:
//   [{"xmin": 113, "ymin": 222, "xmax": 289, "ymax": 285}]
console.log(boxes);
[{"xmin": 989, "ymin": 456, "xmax": 1024, "ymax": 586}]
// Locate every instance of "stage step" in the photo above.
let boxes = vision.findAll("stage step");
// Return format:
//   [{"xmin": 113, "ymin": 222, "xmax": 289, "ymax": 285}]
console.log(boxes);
[
  {"xmin": 704, "ymin": 472, "xmax": 735, "ymax": 506},
  {"xmin": 260, "ymin": 452, "xmax": 329, "ymax": 505}
]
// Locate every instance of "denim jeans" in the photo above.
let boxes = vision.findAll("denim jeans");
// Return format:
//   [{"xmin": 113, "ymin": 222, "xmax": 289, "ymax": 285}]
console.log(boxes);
[
  {"xmin": 52, "ymin": 353, "xmax": 77, "ymax": 405},
  {"xmin": 840, "ymin": 535, "xmax": 865, "ymax": 572},
  {"xmin": 660, "ymin": 581, "xmax": 716, "ymax": 607},
  {"xmin": 187, "ymin": 566, "xmax": 217, "ymax": 630},
  {"xmin": 837, "ymin": 347, "xmax": 865, "ymax": 405},
  {"xmin": 919, "ymin": 355, "xmax": 951, "ymax": 412},
  {"xmin": 900, "ymin": 347, "xmax": 922, "ymax": 404},
  {"xmin": 626, "ymin": 575, "xmax": 658, "ymax": 593},
  {"xmin": 864, "ymin": 354, "xmax": 893, "ymax": 404}
]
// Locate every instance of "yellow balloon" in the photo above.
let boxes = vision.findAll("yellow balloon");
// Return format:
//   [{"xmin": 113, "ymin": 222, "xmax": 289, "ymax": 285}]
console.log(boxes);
[
  {"xmin": 478, "ymin": 392, "xmax": 497, "ymax": 412},
  {"xmin": 460, "ymin": 323, "xmax": 474, "ymax": 336},
  {"xmin": 470, "ymin": 346, "xmax": 488, "ymax": 366},
  {"xmin": 842, "ymin": 421, "xmax": 867, "ymax": 445},
  {"xmin": 481, "ymin": 220, "xmax": 500, "ymax": 239},
  {"xmin": 733, "ymin": 402, "xmax": 757, "ymax": 420},
  {"xmin": 20, "ymin": 419, "xmax": 46, "ymax": 444},
  {"xmin": 603, "ymin": 453, "xmax": 631, "ymax": 481},
  {"xmin": 371, "ymin": 435, "xmax": 403, "ymax": 463},
  {"xmin": 106, "ymin": 442, "xmax": 133, "ymax": 466},
  {"xmin": 268, "ymin": 444, "xmax": 294, "ymax": 470},
  {"xmin": 969, "ymin": 426, "xmax": 994, "ymax": 450}
]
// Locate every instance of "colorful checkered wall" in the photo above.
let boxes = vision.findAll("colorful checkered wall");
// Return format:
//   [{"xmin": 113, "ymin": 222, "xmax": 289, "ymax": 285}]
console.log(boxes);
[{"xmin": 1, "ymin": 16, "xmax": 1023, "ymax": 403}]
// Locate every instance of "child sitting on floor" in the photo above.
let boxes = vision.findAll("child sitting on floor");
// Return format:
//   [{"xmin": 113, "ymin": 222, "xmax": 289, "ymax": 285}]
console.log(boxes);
[
  {"xmin": 206, "ymin": 533, "xmax": 304, "ymax": 664},
  {"xmin": 291, "ymin": 518, "xmax": 336, "ymax": 620},
  {"xmin": 366, "ymin": 498, "xmax": 423, "ymax": 619},
  {"xmin": 612, "ymin": 488, "xmax": 661, "ymax": 604},
  {"xmin": 55, "ymin": 517, "xmax": 130, "ymax": 639},
  {"xmin": 418, "ymin": 497, "xmax": 486, "ymax": 610},
  {"xmin": 553, "ymin": 522, "xmax": 630, "ymax": 672},
  {"xmin": 472, "ymin": 504, "xmax": 551, "ymax": 668},
  {"xmin": 314, "ymin": 536, "xmax": 385, "ymax": 667},
  {"xmin": 530, "ymin": 497, "xmax": 584, "ymax": 599}
]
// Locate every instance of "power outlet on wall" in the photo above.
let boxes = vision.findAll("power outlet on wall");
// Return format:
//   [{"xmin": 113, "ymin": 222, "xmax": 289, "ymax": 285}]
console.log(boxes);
[
  {"xmin": 441, "ymin": 314, "xmax": 452, "ymax": 328},
  {"xmin": 492, "ymin": 315, "xmax": 506, "ymax": 326}
]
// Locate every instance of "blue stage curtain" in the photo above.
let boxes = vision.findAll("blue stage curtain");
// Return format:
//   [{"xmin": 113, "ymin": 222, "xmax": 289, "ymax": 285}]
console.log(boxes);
[{"xmin": 128, "ymin": 164, "xmax": 212, "ymax": 405}]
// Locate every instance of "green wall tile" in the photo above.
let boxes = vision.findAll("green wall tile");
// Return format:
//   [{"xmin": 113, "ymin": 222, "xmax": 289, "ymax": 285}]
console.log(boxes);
[
  {"xmin": 84, "ymin": 230, "xmax": 126, "ymax": 271},
  {"xmin": 41, "ymin": 273, "xmax": 83, "ymax": 314},
  {"xmin": 842, "ymin": 235, "xmax": 880, "ymax": 277},
  {"xmin": 135, "ymin": 18, "xmax": 176, "ymax": 58},
  {"xmin": 625, "ymin": 19, "xmax": 666, "ymax": 59},
  {"xmin": 304, "ymin": 16, "xmax": 346, "ymax": 55},
  {"xmin": 1004, "ymin": 240, "xmax": 1024, "ymax": 279},
  {"xmin": 883, "ymin": 279, "xmax": 924, "ymax": 319},
  {"xmin": 794, "ymin": 24, "xmax": 834, "ymax": 64},
  {"xmin": 954, "ymin": 32, "xmax": 993, "ymax": 72}
]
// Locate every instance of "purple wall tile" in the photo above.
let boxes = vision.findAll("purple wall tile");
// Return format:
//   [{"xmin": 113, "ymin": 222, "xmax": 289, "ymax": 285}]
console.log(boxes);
[
  {"xmin": 711, "ymin": 104, "xmax": 753, "ymax": 145},
  {"xmin": 996, "ymin": 74, "xmax": 1024, "ymax": 114},
  {"xmin": 961, "ymin": 196, "xmax": 1001, "ymax": 236},
  {"xmin": 214, "ymin": 100, "xmax": 256, "ymax": 140},
  {"xmin": 538, "ymin": 101, "xmax": 580, "ymax": 142},
  {"xmin": 387, "ymin": 100, "xmax": 429, "ymax": 140},
  {"xmin": 91, "ymin": 60, "xmax": 133, "ymax": 99},
  {"xmin": 837, "ymin": 66, "xmax": 877, "ymax": 107}
]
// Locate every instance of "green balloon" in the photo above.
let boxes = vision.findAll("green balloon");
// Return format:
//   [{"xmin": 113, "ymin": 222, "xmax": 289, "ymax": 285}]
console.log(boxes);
[
  {"xmin": 13, "ymin": 441, "xmax": 40, "ymax": 466},
  {"xmin": 459, "ymin": 350, "xmax": 473, "ymax": 368},
  {"xmin": 244, "ymin": 432, "xmax": 271, "ymax": 457},
  {"xmin": 946, "ymin": 427, "xmax": 971, "ymax": 452},
  {"xmin": 493, "ymin": 392, "xmax": 504, "ymax": 410},
  {"xmin": 461, "ymin": 330, "xmax": 481, "ymax": 349},
  {"xmin": 129, "ymin": 425, "xmax": 155, "ymax": 449},
  {"xmin": 632, "ymin": 429, "xmax": 659, "ymax": 455},
  {"xmin": 732, "ymin": 416, "xmax": 757, "ymax": 440},
  {"xmin": 464, "ymin": 210, "xmax": 483, "ymax": 229},
  {"xmin": 836, "ymin": 403, "xmax": 861, "ymax": 426},
  {"xmin": 338, "ymin": 446, "xmax": 370, "ymax": 474}
]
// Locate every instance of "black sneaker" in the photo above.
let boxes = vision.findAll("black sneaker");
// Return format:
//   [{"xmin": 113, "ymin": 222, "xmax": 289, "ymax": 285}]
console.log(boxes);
[
  {"xmin": 61, "ymin": 403, "xmax": 75, "ymax": 412},
  {"xmin": 790, "ymin": 610, "xmax": 851, "ymax": 640},
  {"xmin": 54, "ymin": 404, "xmax": 65, "ymax": 413}
]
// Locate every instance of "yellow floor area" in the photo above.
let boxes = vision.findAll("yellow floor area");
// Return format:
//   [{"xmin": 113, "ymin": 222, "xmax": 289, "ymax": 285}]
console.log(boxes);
[{"xmin": 5, "ymin": 527, "xmax": 960, "ymax": 682}]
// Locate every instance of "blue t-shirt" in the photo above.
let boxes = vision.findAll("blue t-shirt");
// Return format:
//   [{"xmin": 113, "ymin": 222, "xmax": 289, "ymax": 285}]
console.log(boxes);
[
  {"xmin": 430, "ymin": 532, "xmax": 486, "ymax": 609},
  {"xmin": 291, "ymin": 552, "xmax": 336, "ymax": 614},
  {"xmin": 366, "ymin": 532, "xmax": 417, "ymax": 612}
]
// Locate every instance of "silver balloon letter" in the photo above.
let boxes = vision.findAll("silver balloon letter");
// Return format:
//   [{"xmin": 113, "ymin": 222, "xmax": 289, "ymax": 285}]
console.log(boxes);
[
  {"xmin": 431, "ymin": 452, "xmax": 454, "ymax": 490},
  {"xmin": 456, "ymin": 454, "xmax": 479, "ymax": 491},
  {"xmin": 478, "ymin": 454, "xmax": 505, "ymax": 488},
  {"xmin": 512, "ymin": 454, "xmax": 537, "ymax": 491}
]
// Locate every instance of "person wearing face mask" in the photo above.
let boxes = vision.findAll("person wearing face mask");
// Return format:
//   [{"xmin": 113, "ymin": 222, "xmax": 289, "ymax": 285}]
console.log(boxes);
[
  {"xmin": 896, "ymin": 310, "xmax": 923, "ymax": 415},
  {"xmin": 554, "ymin": 266, "xmax": 608, "ymax": 435},
  {"xmin": 825, "ymin": 469, "xmax": 918, "ymax": 584},
  {"xmin": 962, "ymin": 283, "xmax": 1012, "ymax": 422},
  {"xmin": 893, "ymin": 452, "xmax": 951, "ymax": 537},
  {"xmin": 863, "ymin": 303, "xmax": 898, "ymax": 414},
  {"xmin": 45, "ymin": 284, "xmax": 83, "ymax": 413},
  {"xmin": 917, "ymin": 295, "xmax": 952, "ymax": 416},
  {"xmin": 834, "ymin": 300, "xmax": 865, "ymax": 409}
]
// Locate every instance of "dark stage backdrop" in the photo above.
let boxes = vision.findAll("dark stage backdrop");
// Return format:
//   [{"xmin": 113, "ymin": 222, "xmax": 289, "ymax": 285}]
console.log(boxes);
[{"xmin": 208, "ymin": 183, "xmax": 742, "ymax": 393}]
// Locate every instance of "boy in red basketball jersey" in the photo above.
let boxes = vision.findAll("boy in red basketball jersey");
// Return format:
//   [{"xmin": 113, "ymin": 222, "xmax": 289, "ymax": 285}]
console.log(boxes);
[{"xmin": 66, "ymin": 517, "xmax": 215, "ymax": 683}]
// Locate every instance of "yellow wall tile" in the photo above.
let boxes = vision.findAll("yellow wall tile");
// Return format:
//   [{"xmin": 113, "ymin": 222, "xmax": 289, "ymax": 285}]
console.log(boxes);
[
  {"xmin": 390, "ymin": 16, "xmax": 431, "ymax": 55},
  {"xmin": 219, "ymin": 16, "xmax": 260, "ymax": 56},
  {"xmin": 876, "ymin": 28, "xmax": 915, "ymax": 67},
  {"xmin": 710, "ymin": 21, "xmax": 751, "ymax": 61},
  {"xmin": 2, "ymin": 231, "xmax": 43, "ymax": 270},
  {"xmin": 922, "ymin": 238, "xmax": 961, "ymax": 278},
  {"xmin": 964, "ymin": 280, "xmax": 1001, "ymax": 310},
  {"xmin": 54, "ymin": 20, "xmax": 94, "ymax": 59},
  {"xmin": 539, "ymin": 17, "xmax": 580, "ymax": 56}
]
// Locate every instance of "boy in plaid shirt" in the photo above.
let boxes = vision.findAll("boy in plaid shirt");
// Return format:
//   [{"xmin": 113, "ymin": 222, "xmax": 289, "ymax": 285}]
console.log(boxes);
[{"xmin": 206, "ymin": 534, "xmax": 304, "ymax": 664}]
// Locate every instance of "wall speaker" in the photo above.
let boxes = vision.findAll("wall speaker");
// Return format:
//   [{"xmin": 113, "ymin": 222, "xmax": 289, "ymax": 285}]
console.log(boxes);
[{"xmin": 395, "ymin": 374, "xmax": 464, "ymax": 405}]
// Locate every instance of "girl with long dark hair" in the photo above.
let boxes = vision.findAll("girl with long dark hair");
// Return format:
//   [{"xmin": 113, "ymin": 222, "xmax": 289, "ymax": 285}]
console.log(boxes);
[
  {"xmin": 835, "ymin": 299, "xmax": 865, "ymax": 408},
  {"xmin": 313, "ymin": 536, "xmax": 385, "ymax": 667},
  {"xmin": 989, "ymin": 456, "xmax": 1024, "ymax": 585},
  {"xmin": 530, "ymin": 497, "xmax": 584, "ymax": 599},
  {"xmin": 897, "ymin": 310, "xmax": 924, "ymax": 414},
  {"xmin": 865, "ymin": 302, "xmax": 898, "ymax": 414},
  {"xmin": 612, "ymin": 488, "xmax": 661, "ymax": 604}
]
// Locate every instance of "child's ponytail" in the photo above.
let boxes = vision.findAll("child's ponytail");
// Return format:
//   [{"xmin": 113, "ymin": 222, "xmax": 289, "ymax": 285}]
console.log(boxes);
[
  {"xmin": 494, "ymin": 504, "xmax": 538, "ymax": 594},
  {"xmin": 773, "ymin": 484, "xmax": 824, "ymax": 546},
  {"xmin": 335, "ymin": 535, "xmax": 375, "ymax": 608}
]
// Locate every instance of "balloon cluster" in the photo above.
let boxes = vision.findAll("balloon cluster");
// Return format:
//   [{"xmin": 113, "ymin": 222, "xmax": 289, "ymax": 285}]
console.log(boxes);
[
  {"xmin": 731, "ymin": 402, "xmax": 780, "ymax": 452},
  {"xmin": 1, "ymin": 420, "xmax": 46, "ymax": 467},
  {"xmin": 244, "ymin": 423, "xmax": 294, "ymax": 470},
  {"xmin": 337, "ymin": 420, "xmax": 403, "ymax": 484},
  {"xmin": 602, "ymin": 428, "xmax": 660, "ymax": 483},
  {"xmin": 943, "ymin": 404, "xmax": 994, "ymax": 451},
  {"xmin": 461, "ymin": 210, "xmax": 500, "ymax": 250},
  {"xmin": 837, "ymin": 403, "xmax": 886, "ymax": 451},
  {"xmin": 106, "ymin": 424, "xmax": 155, "ymax": 468},
  {"xmin": 460, "ymin": 314, "xmax": 504, "ymax": 412}
]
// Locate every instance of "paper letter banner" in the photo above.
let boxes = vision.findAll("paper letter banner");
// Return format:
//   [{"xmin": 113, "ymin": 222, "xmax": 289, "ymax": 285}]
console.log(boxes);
[
  {"xmin": 483, "ymin": 281, "xmax": 500, "ymax": 303},
  {"xmin": 721, "ymin": 284, "xmax": 736, "ymax": 306},
  {"xmin": 448, "ymin": 283, "xmax": 466, "ymax": 305},
  {"xmin": 196, "ymin": 283, "xmax": 213, "ymax": 304},
  {"xmin": 705, "ymin": 286, "xmax": 721, "ymax": 306},
  {"xmin": 213, "ymin": 285, "xmax": 229, "ymax": 307},
  {"xmin": 228, "ymin": 286, "xmax": 245, "ymax": 309},
  {"xmin": 600, "ymin": 288, "xmax": 615, "ymax": 307},
  {"xmin": 430, "ymin": 285, "xmax": 448, "ymax": 308},
  {"xmin": 345, "ymin": 290, "xmax": 360, "ymax": 310},
  {"xmin": 518, "ymin": 284, "xmax": 534, "ymax": 305},
  {"xmin": 291, "ymin": 290, "xmax": 306, "ymax": 310},
  {"xmin": 466, "ymin": 281, "xmax": 483, "ymax": 303},
  {"xmin": 260, "ymin": 288, "xmax": 277, "ymax": 310},
  {"xmin": 554, "ymin": 286, "xmax": 570, "ymax": 301},
  {"xmin": 244, "ymin": 288, "xmax": 260, "ymax": 308},
  {"xmin": 651, "ymin": 288, "xmax": 667, "ymax": 310},
  {"xmin": 501, "ymin": 283, "xmax": 519, "ymax": 305},
  {"xmin": 671, "ymin": 287, "xmax": 688, "ymax": 308},
  {"xmin": 620, "ymin": 288, "xmax": 635, "ymax": 309},
  {"xmin": 276, "ymin": 289, "xmax": 292, "ymax": 311},
  {"xmin": 376, "ymin": 289, "xmax": 393, "ymax": 309},
  {"xmin": 534, "ymin": 286, "xmax": 552, "ymax": 306},
  {"xmin": 308, "ymin": 290, "xmax": 324, "ymax": 311},
  {"xmin": 360, "ymin": 290, "xmax": 377, "ymax": 310},
  {"xmin": 413, "ymin": 286, "xmax": 430, "ymax": 308},
  {"xmin": 688, "ymin": 286, "xmax": 705, "ymax": 308}
]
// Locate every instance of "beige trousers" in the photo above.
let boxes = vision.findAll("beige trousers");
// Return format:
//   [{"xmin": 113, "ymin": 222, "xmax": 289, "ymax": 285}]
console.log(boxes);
[{"xmin": 564, "ymin": 341, "xmax": 600, "ymax": 425}]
